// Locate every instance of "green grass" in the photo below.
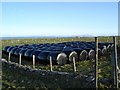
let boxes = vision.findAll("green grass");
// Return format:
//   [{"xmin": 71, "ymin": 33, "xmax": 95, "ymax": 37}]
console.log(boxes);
[
  {"xmin": 2, "ymin": 54, "xmax": 116, "ymax": 89},
  {"xmin": 1, "ymin": 36, "xmax": 120, "ymax": 89},
  {"xmin": 2, "ymin": 64, "xmax": 93, "ymax": 89},
  {"xmin": 1, "ymin": 36, "xmax": 118, "ymax": 50}
]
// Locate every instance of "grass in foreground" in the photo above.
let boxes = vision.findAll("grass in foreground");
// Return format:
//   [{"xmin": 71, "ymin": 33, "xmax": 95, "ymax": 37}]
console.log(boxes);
[
  {"xmin": 1, "ymin": 36, "xmax": 120, "ymax": 89},
  {"xmin": 2, "ymin": 51, "xmax": 116, "ymax": 88}
]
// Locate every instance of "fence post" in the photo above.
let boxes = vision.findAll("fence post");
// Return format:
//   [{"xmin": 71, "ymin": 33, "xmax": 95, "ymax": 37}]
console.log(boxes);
[
  {"xmin": 95, "ymin": 37, "xmax": 98, "ymax": 88},
  {"xmin": 33, "ymin": 55, "xmax": 35, "ymax": 68},
  {"xmin": 19, "ymin": 54, "xmax": 22, "ymax": 65},
  {"xmin": 50, "ymin": 56, "xmax": 53, "ymax": 71},
  {"xmin": 112, "ymin": 36, "xmax": 119, "ymax": 88},
  {"xmin": 8, "ymin": 52, "xmax": 11, "ymax": 62},
  {"xmin": 111, "ymin": 48, "xmax": 115, "ymax": 84},
  {"xmin": 73, "ymin": 57, "xmax": 76, "ymax": 72}
]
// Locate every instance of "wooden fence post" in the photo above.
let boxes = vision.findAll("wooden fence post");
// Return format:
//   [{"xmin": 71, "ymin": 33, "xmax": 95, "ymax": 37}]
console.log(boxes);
[
  {"xmin": 8, "ymin": 52, "xmax": 11, "ymax": 62},
  {"xmin": 95, "ymin": 37, "xmax": 98, "ymax": 88},
  {"xmin": 112, "ymin": 36, "xmax": 119, "ymax": 88},
  {"xmin": 73, "ymin": 57, "xmax": 76, "ymax": 72},
  {"xmin": 33, "ymin": 55, "xmax": 35, "ymax": 68},
  {"xmin": 111, "ymin": 48, "xmax": 115, "ymax": 84},
  {"xmin": 50, "ymin": 56, "xmax": 53, "ymax": 71},
  {"xmin": 19, "ymin": 54, "xmax": 22, "ymax": 65}
]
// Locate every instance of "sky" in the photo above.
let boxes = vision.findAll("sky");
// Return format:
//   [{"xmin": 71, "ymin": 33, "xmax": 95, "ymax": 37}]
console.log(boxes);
[{"xmin": 2, "ymin": 2, "xmax": 118, "ymax": 37}]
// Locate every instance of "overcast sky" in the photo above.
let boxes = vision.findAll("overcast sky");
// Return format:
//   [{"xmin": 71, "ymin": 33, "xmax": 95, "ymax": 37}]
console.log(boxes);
[{"xmin": 2, "ymin": 2, "xmax": 118, "ymax": 37}]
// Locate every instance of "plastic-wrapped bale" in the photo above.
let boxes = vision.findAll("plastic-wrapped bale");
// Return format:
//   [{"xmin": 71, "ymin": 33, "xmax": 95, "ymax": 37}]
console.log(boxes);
[
  {"xmin": 51, "ymin": 43, "xmax": 59, "ymax": 47},
  {"xmin": 78, "ymin": 44, "xmax": 88, "ymax": 50},
  {"xmin": 52, "ymin": 47, "xmax": 63, "ymax": 51},
  {"xmin": 9, "ymin": 47, "xmax": 18, "ymax": 54},
  {"xmin": 21, "ymin": 46, "xmax": 28, "ymax": 49},
  {"xmin": 19, "ymin": 49, "xmax": 28, "ymax": 56},
  {"xmin": 45, "ymin": 43, "xmax": 52, "ymax": 46},
  {"xmin": 101, "ymin": 46, "xmax": 107, "ymax": 56},
  {"xmin": 3, "ymin": 46, "xmax": 11, "ymax": 52},
  {"xmin": 71, "ymin": 43, "xmax": 79, "ymax": 48},
  {"xmin": 69, "ymin": 51, "xmax": 78, "ymax": 62},
  {"xmin": 98, "ymin": 48, "xmax": 102, "ymax": 58},
  {"xmin": 30, "ymin": 50, "xmax": 42, "ymax": 59},
  {"xmin": 28, "ymin": 44, "xmax": 35, "ymax": 47},
  {"xmin": 101, "ymin": 42, "xmax": 113, "ymax": 53},
  {"xmin": 111, "ymin": 44, "xmax": 114, "ymax": 50},
  {"xmin": 30, "ymin": 44, "xmax": 38, "ymax": 47},
  {"xmin": 6, "ymin": 46, "xmax": 14, "ymax": 53},
  {"xmin": 37, "ymin": 45, "xmax": 43, "ymax": 49},
  {"xmin": 14, "ymin": 48, "xmax": 22, "ymax": 56},
  {"xmin": 38, "ymin": 51, "xmax": 51, "ymax": 63},
  {"xmin": 102, "ymin": 44, "xmax": 112, "ymax": 56},
  {"xmin": 73, "ymin": 48, "xmax": 88, "ymax": 61},
  {"xmin": 85, "ymin": 43, "xmax": 95, "ymax": 49},
  {"xmin": 27, "ymin": 46, "xmax": 35, "ymax": 49},
  {"xmin": 102, "ymin": 42, "xmax": 113, "ymax": 47},
  {"xmin": 89, "ymin": 49, "xmax": 95, "ymax": 60},
  {"xmin": 45, "ymin": 47, "xmax": 55, "ymax": 51},
  {"xmin": 40, "ymin": 47, "xmax": 48, "ymax": 50},
  {"xmin": 47, "ymin": 51, "xmax": 67, "ymax": 65},
  {"xmin": 79, "ymin": 50, "xmax": 88, "ymax": 61},
  {"xmin": 18, "ymin": 45, "xmax": 24, "ymax": 48},
  {"xmin": 65, "ymin": 42, "xmax": 72, "ymax": 46},
  {"xmin": 90, "ymin": 42, "xmax": 96, "ymax": 48},
  {"xmin": 106, "ymin": 44, "xmax": 112, "ymax": 52},
  {"xmin": 57, "ymin": 43, "xmax": 65, "ymax": 47},
  {"xmin": 85, "ymin": 48, "xmax": 95, "ymax": 60},
  {"xmin": 62, "ymin": 46, "xmax": 74, "ymax": 61},
  {"xmin": 24, "ymin": 49, "xmax": 34, "ymax": 57},
  {"xmin": 98, "ymin": 44, "xmax": 107, "ymax": 56},
  {"xmin": 73, "ymin": 48, "xmax": 83, "ymax": 60},
  {"xmin": 41, "ymin": 43, "xmax": 51, "ymax": 47},
  {"xmin": 87, "ymin": 42, "xmax": 95, "ymax": 45}
]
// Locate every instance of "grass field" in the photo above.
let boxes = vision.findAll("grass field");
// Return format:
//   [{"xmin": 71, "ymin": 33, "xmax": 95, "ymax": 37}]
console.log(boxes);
[
  {"xmin": 1, "ymin": 36, "xmax": 117, "ymax": 50},
  {"xmin": 1, "ymin": 36, "xmax": 120, "ymax": 89}
]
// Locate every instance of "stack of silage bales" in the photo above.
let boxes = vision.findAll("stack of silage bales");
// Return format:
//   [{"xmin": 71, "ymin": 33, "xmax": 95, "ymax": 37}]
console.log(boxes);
[{"xmin": 2, "ymin": 41, "xmax": 113, "ymax": 65}]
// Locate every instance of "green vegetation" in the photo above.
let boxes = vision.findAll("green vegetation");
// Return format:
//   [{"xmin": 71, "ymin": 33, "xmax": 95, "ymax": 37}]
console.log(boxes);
[
  {"xmin": 2, "ymin": 60, "xmax": 95, "ymax": 89},
  {"xmin": 1, "ymin": 36, "xmax": 120, "ymax": 89},
  {"xmin": 1, "ymin": 36, "xmax": 116, "ymax": 50}
]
